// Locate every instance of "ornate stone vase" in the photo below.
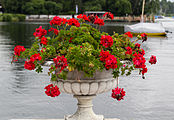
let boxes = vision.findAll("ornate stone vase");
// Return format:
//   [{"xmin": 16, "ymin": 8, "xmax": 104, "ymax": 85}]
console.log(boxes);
[{"xmin": 52, "ymin": 69, "xmax": 117, "ymax": 120}]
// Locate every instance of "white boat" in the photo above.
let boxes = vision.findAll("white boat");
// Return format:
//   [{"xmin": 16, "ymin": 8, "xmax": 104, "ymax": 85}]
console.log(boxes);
[
  {"xmin": 124, "ymin": 0, "xmax": 166, "ymax": 36},
  {"xmin": 124, "ymin": 22, "xmax": 166, "ymax": 36}
]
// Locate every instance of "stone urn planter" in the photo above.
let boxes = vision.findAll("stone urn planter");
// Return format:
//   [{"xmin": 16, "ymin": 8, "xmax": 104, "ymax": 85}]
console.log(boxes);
[{"xmin": 52, "ymin": 69, "xmax": 117, "ymax": 120}]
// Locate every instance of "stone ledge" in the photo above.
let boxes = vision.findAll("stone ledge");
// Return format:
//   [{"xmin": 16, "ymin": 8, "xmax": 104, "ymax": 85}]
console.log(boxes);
[{"xmin": 11, "ymin": 118, "xmax": 120, "ymax": 120}]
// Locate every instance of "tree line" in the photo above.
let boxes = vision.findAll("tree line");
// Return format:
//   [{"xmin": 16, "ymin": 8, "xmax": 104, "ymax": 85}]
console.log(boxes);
[{"xmin": 1, "ymin": 0, "xmax": 174, "ymax": 16}]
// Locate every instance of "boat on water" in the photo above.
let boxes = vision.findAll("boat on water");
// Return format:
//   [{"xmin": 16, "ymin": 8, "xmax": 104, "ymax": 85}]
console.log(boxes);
[
  {"xmin": 124, "ymin": 0, "xmax": 166, "ymax": 36},
  {"xmin": 124, "ymin": 23, "xmax": 166, "ymax": 36}
]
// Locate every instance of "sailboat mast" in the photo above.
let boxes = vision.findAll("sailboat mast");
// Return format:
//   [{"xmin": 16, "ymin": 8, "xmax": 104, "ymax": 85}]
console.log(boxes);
[{"xmin": 141, "ymin": 0, "xmax": 146, "ymax": 22}]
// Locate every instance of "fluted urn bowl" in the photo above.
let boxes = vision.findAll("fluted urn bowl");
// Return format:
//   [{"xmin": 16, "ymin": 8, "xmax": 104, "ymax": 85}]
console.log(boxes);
[{"xmin": 52, "ymin": 69, "xmax": 117, "ymax": 120}]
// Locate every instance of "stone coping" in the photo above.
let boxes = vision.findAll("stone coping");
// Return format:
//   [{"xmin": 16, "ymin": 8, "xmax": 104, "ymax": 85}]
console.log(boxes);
[{"xmin": 10, "ymin": 118, "xmax": 120, "ymax": 120}]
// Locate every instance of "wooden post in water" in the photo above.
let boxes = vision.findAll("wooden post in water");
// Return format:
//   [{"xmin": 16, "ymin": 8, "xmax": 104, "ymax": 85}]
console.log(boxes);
[{"xmin": 141, "ymin": 0, "xmax": 146, "ymax": 22}]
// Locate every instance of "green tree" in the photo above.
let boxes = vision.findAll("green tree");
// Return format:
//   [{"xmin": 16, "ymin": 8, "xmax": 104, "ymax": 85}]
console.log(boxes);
[
  {"xmin": 108, "ymin": 0, "xmax": 132, "ymax": 16},
  {"xmin": 44, "ymin": 1, "xmax": 63, "ymax": 15}
]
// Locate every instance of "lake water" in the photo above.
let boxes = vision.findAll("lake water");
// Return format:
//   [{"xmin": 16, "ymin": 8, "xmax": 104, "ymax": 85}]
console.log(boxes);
[{"xmin": 0, "ymin": 22, "xmax": 174, "ymax": 120}]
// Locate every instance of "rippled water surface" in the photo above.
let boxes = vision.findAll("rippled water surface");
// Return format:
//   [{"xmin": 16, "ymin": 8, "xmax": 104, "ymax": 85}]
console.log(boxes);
[{"xmin": 0, "ymin": 22, "xmax": 174, "ymax": 120}]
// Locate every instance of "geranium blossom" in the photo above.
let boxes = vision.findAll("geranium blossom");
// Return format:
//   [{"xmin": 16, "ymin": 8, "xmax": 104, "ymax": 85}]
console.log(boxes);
[
  {"xmin": 105, "ymin": 55, "xmax": 117, "ymax": 69},
  {"xmin": 24, "ymin": 60, "xmax": 35, "ymax": 70},
  {"xmin": 49, "ymin": 16, "xmax": 62, "ymax": 26},
  {"xmin": 94, "ymin": 16, "xmax": 104, "ymax": 26},
  {"xmin": 33, "ymin": 26, "xmax": 47, "ymax": 39},
  {"xmin": 125, "ymin": 31, "xmax": 133, "ymax": 38},
  {"xmin": 103, "ymin": 12, "xmax": 114, "ymax": 20},
  {"xmin": 53, "ymin": 56, "xmax": 68, "ymax": 72},
  {"xmin": 30, "ymin": 53, "xmax": 42, "ymax": 62},
  {"xmin": 112, "ymin": 87, "xmax": 126, "ymax": 101},
  {"xmin": 141, "ymin": 33, "xmax": 147, "ymax": 42},
  {"xmin": 100, "ymin": 35, "xmax": 113, "ymax": 48},
  {"xmin": 67, "ymin": 18, "xmax": 80, "ymax": 27},
  {"xmin": 125, "ymin": 46, "xmax": 132, "ymax": 55},
  {"xmin": 40, "ymin": 36, "xmax": 48, "ymax": 45},
  {"xmin": 135, "ymin": 43, "xmax": 141, "ymax": 49},
  {"xmin": 45, "ymin": 84, "xmax": 60, "ymax": 97},
  {"xmin": 77, "ymin": 14, "xmax": 90, "ymax": 22},
  {"xmin": 14, "ymin": 45, "xmax": 25, "ymax": 56},
  {"xmin": 99, "ymin": 50, "xmax": 110, "ymax": 62},
  {"xmin": 149, "ymin": 55, "xmax": 157, "ymax": 64},
  {"xmin": 48, "ymin": 27, "xmax": 59, "ymax": 35}
]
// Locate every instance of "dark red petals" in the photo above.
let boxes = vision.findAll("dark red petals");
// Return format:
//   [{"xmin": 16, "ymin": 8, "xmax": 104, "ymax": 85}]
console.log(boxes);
[{"xmin": 44, "ymin": 84, "xmax": 60, "ymax": 97}]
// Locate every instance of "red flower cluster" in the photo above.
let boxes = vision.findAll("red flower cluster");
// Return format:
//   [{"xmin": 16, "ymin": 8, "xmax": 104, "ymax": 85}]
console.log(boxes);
[
  {"xmin": 33, "ymin": 26, "xmax": 47, "ymax": 39},
  {"xmin": 133, "ymin": 52, "xmax": 146, "ymax": 69},
  {"xmin": 133, "ymin": 52, "xmax": 148, "ymax": 76},
  {"xmin": 77, "ymin": 14, "xmax": 90, "ymax": 22},
  {"xmin": 53, "ymin": 56, "xmax": 68, "ymax": 72},
  {"xmin": 88, "ymin": 14, "xmax": 96, "ymax": 23},
  {"xmin": 14, "ymin": 45, "xmax": 25, "ymax": 56},
  {"xmin": 149, "ymin": 55, "xmax": 157, "ymax": 65},
  {"xmin": 48, "ymin": 27, "xmax": 59, "ymax": 35},
  {"xmin": 103, "ymin": 12, "xmax": 114, "ymax": 20},
  {"xmin": 44, "ymin": 84, "xmax": 60, "ymax": 97},
  {"xmin": 67, "ymin": 18, "xmax": 80, "ymax": 27},
  {"xmin": 99, "ymin": 50, "xmax": 110, "ymax": 62},
  {"xmin": 24, "ymin": 60, "xmax": 35, "ymax": 70},
  {"xmin": 112, "ymin": 87, "xmax": 126, "ymax": 101},
  {"xmin": 49, "ymin": 16, "xmax": 67, "ymax": 26},
  {"xmin": 24, "ymin": 53, "xmax": 42, "ymax": 70},
  {"xmin": 99, "ymin": 50, "xmax": 117, "ymax": 69},
  {"xmin": 100, "ymin": 35, "xmax": 113, "ymax": 48},
  {"xmin": 30, "ymin": 53, "xmax": 42, "ymax": 62},
  {"xmin": 135, "ymin": 43, "xmax": 141, "ymax": 49},
  {"xmin": 141, "ymin": 33, "xmax": 147, "ymax": 42},
  {"xmin": 105, "ymin": 55, "xmax": 117, "ymax": 69},
  {"xmin": 41, "ymin": 36, "xmax": 48, "ymax": 45},
  {"xmin": 94, "ymin": 16, "xmax": 104, "ymax": 26},
  {"xmin": 125, "ymin": 46, "xmax": 132, "ymax": 55},
  {"xmin": 125, "ymin": 31, "xmax": 133, "ymax": 38}
]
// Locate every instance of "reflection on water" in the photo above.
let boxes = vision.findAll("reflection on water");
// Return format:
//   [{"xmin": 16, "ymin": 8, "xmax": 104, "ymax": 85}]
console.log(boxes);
[{"xmin": 0, "ymin": 22, "xmax": 174, "ymax": 120}]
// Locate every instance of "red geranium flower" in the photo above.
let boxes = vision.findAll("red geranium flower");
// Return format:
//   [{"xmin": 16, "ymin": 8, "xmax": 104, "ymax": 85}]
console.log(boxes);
[
  {"xmin": 100, "ymin": 35, "xmax": 113, "ymax": 48},
  {"xmin": 53, "ymin": 56, "xmax": 68, "ymax": 72},
  {"xmin": 49, "ymin": 16, "xmax": 62, "ymax": 26},
  {"xmin": 67, "ymin": 18, "xmax": 80, "ymax": 27},
  {"xmin": 88, "ymin": 14, "xmax": 96, "ymax": 23},
  {"xmin": 105, "ymin": 55, "xmax": 117, "ymax": 69},
  {"xmin": 48, "ymin": 27, "xmax": 59, "ymax": 35},
  {"xmin": 30, "ymin": 53, "xmax": 42, "ymax": 62},
  {"xmin": 103, "ymin": 12, "xmax": 114, "ymax": 20},
  {"xmin": 141, "ymin": 33, "xmax": 147, "ymax": 42},
  {"xmin": 125, "ymin": 46, "xmax": 132, "ymax": 55},
  {"xmin": 24, "ymin": 60, "xmax": 35, "ymax": 70},
  {"xmin": 142, "ymin": 67, "xmax": 148, "ymax": 75},
  {"xmin": 112, "ymin": 87, "xmax": 126, "ymax": 101},
  {"xmin": 135, "ymin": 43, "xmax": 141, "ymax": 49},
  {"xmin": 149, "ymin": 55, "xmax": 157, "ymax": 65},
  {"xmin": 33, "ymin": 26, "xmax": 47, "ymax": 39},
  {"xmin": 14, "ymin": 45, "xmax": 25, "ymax": 56},
  {"xmin": 40, "ymin": 36, "xmax": 48, "ymax": 45},
  {"xmin": 77, "ymin": 14, "xmax": 90, "ymax": 22},
  {"xmin": 44, "ymin": 84, "xmax": 60, "ymax": 97},
  {"xmin": 94, "ymin": 16, "xmax": 104, "ymax": 26},
  {"xmin": 125, "ymin": 32, "xmax": 133, "ymax": 38},
  {"xmin": 62, "ymin": 18, "xmax": 68, "ymax": 25},
  {"xmin": 99, "ymin": 50, "xmax": 110, "ymax": 62},
  {"xmin": 133, "ymin": 52, "xmax": 146, "ymax": 69}
]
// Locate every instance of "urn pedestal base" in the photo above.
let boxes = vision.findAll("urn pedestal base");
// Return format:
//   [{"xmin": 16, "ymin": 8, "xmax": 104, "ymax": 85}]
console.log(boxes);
[{"xmin": 64, "ymin": 95, "xmax": 103, "ymax": 120}]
